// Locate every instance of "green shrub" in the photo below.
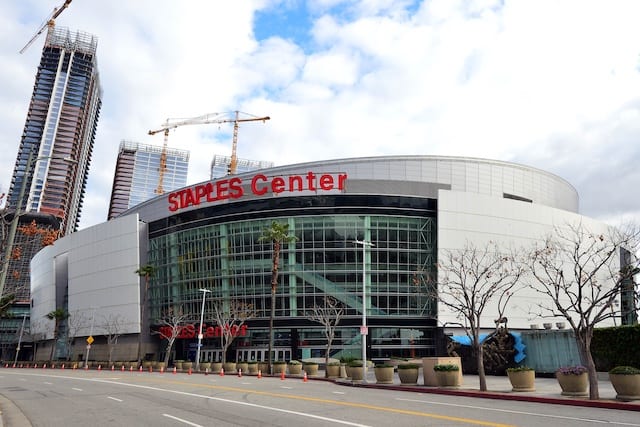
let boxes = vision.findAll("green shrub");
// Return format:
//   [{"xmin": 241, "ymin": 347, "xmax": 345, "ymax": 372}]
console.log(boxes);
[
  {"xmin": 327, "ymin": 361, "xmax": 341, "ymax": 366},
  {"xmin": 340, "ymin": 356, "xmax": 358, "ymax": 364},
  {"xmin": 375, "ymin": 363, "xmax": 394, "ymax": 368},
  {"xmin": 609, "ymin": 366, "xmax": 640, "ymax": 375},
  {"xmin": 397, "ymin": 363, "xmax": 421, "ymax": 370},
  {"xmin": 507, "ymin": 366, "xmax": 534, "ymax": 372},
  {"xmin": 433, "ymin": 364, "xmax": 459, "ymax": 372},
  {"xmin": 288, "ymin": 360, "xmax": 301, "ymax": 365},
  {"xmin": 273, "ymin": 360, "xmax": 286, "ymax": 364},
  {"xmin": 592, "ymin": 325, "xmax": 640, "ymax": 371},
  {"xmin": 303, "ymin": 361, "xmax": 318, "ymax": 366},
  {"xmin": 348, "ymin": 360, "xmax": 364, "ymax": 367}
]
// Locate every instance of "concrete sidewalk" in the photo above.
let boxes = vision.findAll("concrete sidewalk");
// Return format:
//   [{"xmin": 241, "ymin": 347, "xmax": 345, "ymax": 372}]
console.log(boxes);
[{"xmin": 329, "ymin": 370, "xmax": 640, "ymax": 412}]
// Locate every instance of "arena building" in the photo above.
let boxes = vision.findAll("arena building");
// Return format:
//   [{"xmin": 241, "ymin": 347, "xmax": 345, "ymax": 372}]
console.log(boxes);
[{"xmin": 29, "ymin": 155, "xmax": 623, "ymax": 364}]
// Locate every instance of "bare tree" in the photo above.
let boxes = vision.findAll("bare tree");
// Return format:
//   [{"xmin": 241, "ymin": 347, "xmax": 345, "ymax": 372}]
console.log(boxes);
[
  {"xmin": 307, "ymin": 296, "xmax": 344, "ymax": 376},
  {"xmin": 434, "ymin": 241, "xmax": 525, "ymax": 391},
  {"xmin": 527, "ymin": 221, "xmax": 640, "ymax": 400},
  {"xmin": 100, "ymin": 313, "xmax": 126, "ymax": 364},
  {"xmin": 63, "ymin": 310, "xmax": 89, "ymax": 361},
  {"xmin": 153, "ymin": 309, "xmax": 190, "ymax": 366},
  {"xmin": 211, "ymin": 299, "xmax": 255, "ymax": 364}
]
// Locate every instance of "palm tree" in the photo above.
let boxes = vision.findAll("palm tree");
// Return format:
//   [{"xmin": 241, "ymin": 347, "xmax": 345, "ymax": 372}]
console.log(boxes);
[
  {"xmin": 258, "ymin": 221, "xmax": 297, "ymax": 374},
  {"xmin": 46, "ymin": 308, "xmax": 69, "ymax": 362},
  {"xmin": 135, "ymin": 264, "xmax": 156, "ymax": 364}
]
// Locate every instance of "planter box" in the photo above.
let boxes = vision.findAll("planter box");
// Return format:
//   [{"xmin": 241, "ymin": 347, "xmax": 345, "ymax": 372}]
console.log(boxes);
[
  {"xmin": 398, "ymin": 367, "xmax": 419, "ymax": 385},
  {"xmin": 374, "ymin": 366, "xmax": 394, "ymax": 384},
  {"xmin": 236, "ymin": 362, "xmax": 249, "ymax": 374},
  {"xmin": 247, "ymin": 363, "xmax": 259, "ymax": 374},
  {"xmin": 556, "ymin": 372, "xmax": 588, "ymax": 396},
  {"xmin": 610, "ymin": 374, "xmax": 640, "ymax": 401},
  {"xmin": 507, "ymin": 370, "xmax": 536, "ymax": 392},
  {"xmin": 272, "ymin": 363, "xmax": 287, "ymax": 374},
  {"xmin": 211, "ymin": 362, "xmax": 222, "ymax": 373},
  {"xmin": 303, "ymin": 363, "xmax": 319, "ymax": 376},
  {"xmin": 222, "ymin": 362, "xmax": 237, "ymax": 374},
  {"xmin": 326, "ymin": 364, "xmax": 341, "ymax": 378},
  {"xmin": 436, "ymin": 370, "xmax": 460, "ymax": 387},
  {"xmin": 422, "ymin": 357, "xmax": 462, "ymax": 386},
  {"xmin": 288, "ymin": 363, "xmax": 302, "ymax": 375}
]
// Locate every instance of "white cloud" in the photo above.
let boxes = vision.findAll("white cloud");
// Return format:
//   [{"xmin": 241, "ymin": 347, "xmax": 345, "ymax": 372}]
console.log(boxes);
[{"xmin": 1, "ymin": 0, "xmax": 639, "ymax": 229}]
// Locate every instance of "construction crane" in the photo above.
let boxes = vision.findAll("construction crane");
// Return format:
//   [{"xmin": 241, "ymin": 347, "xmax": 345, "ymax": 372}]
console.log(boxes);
[
  {"xmin": 148, "ymin": 111, "xmax": 270, "ymax": 194},
  {"xmin": 20, "ymin": 0, "xmax": 73, "ymax": 54}
]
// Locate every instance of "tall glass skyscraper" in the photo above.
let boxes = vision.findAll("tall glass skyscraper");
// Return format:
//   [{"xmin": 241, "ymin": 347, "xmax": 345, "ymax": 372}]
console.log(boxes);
[
  {"xmin": 210, "ymin": 154, "xmax": 273, "ymax": 179},
  {"xmin": 108, "ymin": 141, "xmax": 189, "ymax": 220},
  {"xmin": 7, "ymin": 27, "xmax": 102, "ymax": 235}
]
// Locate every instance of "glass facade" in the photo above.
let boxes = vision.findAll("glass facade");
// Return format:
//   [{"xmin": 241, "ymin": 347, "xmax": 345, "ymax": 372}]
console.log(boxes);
[
  {"xmin": 108, "ymin": 141, "xmax": 189, "ymax": 220},
  {"xmin": 210, "ymin": 154, "xmax": 274, "ymax": 179},
  {"xmin": 147, "ymin": 195, "xmax": 438, "ymax": 361}
]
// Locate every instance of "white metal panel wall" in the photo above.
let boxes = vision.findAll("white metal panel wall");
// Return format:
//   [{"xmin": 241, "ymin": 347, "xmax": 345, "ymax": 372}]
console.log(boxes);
[
  {"xmin": 67, "ymin": 214, "xmax": 142, "ymax": 336},
  {"xmin": 437, "ymin": 190, "xmax": 616, "ymax": 331},
  {"xmin": 30, "ymin": 244, "xmax": 59, "ymax": 339}
]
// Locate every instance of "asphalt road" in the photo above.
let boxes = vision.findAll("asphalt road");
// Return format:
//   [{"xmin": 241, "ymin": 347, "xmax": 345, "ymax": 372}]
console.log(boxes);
[{"xmin": 1, "ymin": 369, "xmax": 639, "ymax": 427}]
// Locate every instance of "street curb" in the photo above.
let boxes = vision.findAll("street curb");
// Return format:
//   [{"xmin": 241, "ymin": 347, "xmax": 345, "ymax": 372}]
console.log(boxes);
[{"xmin": 328, "ymin": 378, "xmax": 640, "ymax": 412}]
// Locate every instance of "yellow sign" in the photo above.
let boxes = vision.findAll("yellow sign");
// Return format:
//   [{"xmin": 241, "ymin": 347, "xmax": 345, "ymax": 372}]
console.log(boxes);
[{"xmin": 86, "ymin": 336, "xmax": 94, "ymax": 345}]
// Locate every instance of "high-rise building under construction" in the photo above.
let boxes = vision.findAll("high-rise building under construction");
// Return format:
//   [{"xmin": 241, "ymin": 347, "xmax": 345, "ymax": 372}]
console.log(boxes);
[
  {"xmin": 1, "ymin": 27, "xmax": 102, "ymax": 301},
  {"xmin": 108, "ymin": 141, "xmax": 189, "ymax": 220}
]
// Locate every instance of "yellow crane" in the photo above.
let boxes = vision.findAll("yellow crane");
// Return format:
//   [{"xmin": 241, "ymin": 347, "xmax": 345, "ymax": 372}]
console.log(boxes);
[
  {"xmin": 148, "ymin": 111, "xmax": 270, "ymax": 194},
  {"xmin": 20, "ymin": 0, "xmax": 73, "ymax": 54}
]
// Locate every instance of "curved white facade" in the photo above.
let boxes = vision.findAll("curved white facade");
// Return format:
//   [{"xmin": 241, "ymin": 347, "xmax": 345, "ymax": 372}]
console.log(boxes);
[{"xmin": 31, "ymin": 155, "xmax": 616, "ymax": 362}]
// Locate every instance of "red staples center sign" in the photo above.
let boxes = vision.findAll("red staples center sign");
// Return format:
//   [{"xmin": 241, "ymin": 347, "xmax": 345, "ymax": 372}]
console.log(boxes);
[{"xmin": 168, "ymin": 171, "xmax": 348, "ymax": 212}]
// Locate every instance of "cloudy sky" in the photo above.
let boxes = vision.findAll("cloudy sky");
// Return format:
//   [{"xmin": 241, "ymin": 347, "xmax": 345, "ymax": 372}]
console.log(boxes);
[{"xmin": 1, "ymin": 0, "xmax": 639, "ymax": 230}]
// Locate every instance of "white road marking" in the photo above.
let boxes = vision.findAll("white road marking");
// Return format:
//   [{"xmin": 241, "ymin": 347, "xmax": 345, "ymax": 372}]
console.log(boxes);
[
  {"xmin": 72, "ymin": 387, "xmax": 83, "ymax": 391},
  {"xmin": 3, "ymin": 371, "xmax": 371, "ymax": 427},
  {"xmin": 281, "ymin": 386, "xmax": 293, "ymax": 389},
  {"xmin": 163, "ymin": 414, "xmax": 203, "ymax": 426},
  {"xmin": 44, "ymin": 382, "xmax": 52, "ymax": 385},
  {"xmin": 333, "ymin": 391, "xmax": 346, "ymax": 395},
  {"xmin": 395, "ymin": 398, "xmax": 640, "ymax": 426},
  {"xmin": 107, "ymin": 396, "xmax": 123, "ymax": 402}
]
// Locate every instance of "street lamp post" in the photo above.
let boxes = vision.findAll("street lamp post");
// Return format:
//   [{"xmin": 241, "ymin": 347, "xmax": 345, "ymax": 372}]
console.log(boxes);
[
  {"xmin": 354, "ymin": 239, "xmax": 374, "ymax": 382},
  {"xmin": 0, "ymin": 152, "xmax": 77, "ymax": 296},
  {"xmin": 195, "ymin": 288, "xmax": 211, "ymax": 372}
]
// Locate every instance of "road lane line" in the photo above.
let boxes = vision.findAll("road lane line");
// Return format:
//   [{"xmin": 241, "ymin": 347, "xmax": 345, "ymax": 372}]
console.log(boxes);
[
  {"xmin": 72, "ymin": 387, "xmax": 83, "ymax": 391},
  {"xmin": 395, "ymin": 398, "xmax": 640, "ymax": 426},
  {"xmin": 163, "ymin": 414, "xmax": 203, "ymax": 426},
  {"xmin": 44, "ymin": 382, "xmax": 52, "ymax": 385},
  {"xmin": 1, "ymin": 372, "xmax": 513, "ymax": 427},
  {"xmin": 107, "ymin": 396, "xmax": 123, "ymax": 402}
]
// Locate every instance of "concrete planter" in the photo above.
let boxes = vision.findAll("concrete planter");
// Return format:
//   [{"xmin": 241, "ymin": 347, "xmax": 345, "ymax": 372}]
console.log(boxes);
[
  {"xmin": 303, "ymin": 363, "xmax": 319, "ymax": 376},
  {"xmin": 507, "ymin": 369, "xmax": 536, "ymax": 392},
  {"xmin": 556, "ymin": 372, "xmax": 588, "ymax": 396},
  {"xmin": 223, "ymin": 362, "xmax": 237, "ymax": 374},
  {"xmin": 610, "ymin": 374, "xmax": 640, "ymax": 401},
  {"xmin": 236, "ymin": 362, "xmax": 249, "ymax": 374},
  {"xmin": 272, "ymin": 362, "xmax": 287, "ymax": 374},
  {"xmin": 247, "ymin": 362, "xmax": 259, "ymax": 374},
  {"xmin": 288, "ymin": 363, "xmax": 302, "ymax": 375},
  {"xmin": 326, "ymin": 364, "xmax": 341, "ymax": 378},
  {"xmin": 435, "ymin": 371, "xmax": 460, "ymax": 387},
  {"xmin": 374, "ymin": 366, "xmax": 395, "ymax": 384},
  {"xmin": 397, "ymin": 366, "xmax": 420, "ymax": 385},
  {"xmin": 210, "ymin": 362, "xmax": 222, "ymax": 373}
]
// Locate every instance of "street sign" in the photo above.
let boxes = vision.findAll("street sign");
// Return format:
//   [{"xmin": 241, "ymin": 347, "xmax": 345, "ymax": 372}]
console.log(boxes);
[
  {"xmin": 86, "ymin": 336, "xmax": 94, "ymax": 345},
  {"xmin": 360, "ymin": 326, "xmax": 368, "ymax": 335}
]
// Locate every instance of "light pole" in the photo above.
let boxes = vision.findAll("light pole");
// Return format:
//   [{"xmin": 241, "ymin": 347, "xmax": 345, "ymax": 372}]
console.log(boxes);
[
  {"xmin": 14, "ymin": 313, "xmax": 27, "ymax": 366},
  {"xmin": 0, "ymin": 152, "xmax": 76, "ymax": 296},
  {"xmin": 195, "ymin": 288, "xmax": 211, "ymax": 372},
  {"xmin": 354, "ymin": 239, "xmax": 374, "ymax": 382}
]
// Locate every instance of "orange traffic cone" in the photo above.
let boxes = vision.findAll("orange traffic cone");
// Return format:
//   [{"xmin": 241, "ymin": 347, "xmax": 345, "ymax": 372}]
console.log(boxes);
[
  {"xmin": 160, "ymin": 366, "xmax": 164, "ymax": 374},
  {"xmin": 98, "ymin": 365, "xmax": 102, "ymax": 371},
  {"xmin": 188, "ymin": 367, "xmax": 192, "ymax": 375},
  {"xmin": 61, "ymin": 364, "xmax": 65, "ymax": 370},
  {"xmin": 303, "ymin": 372, "xmax": 308, "ymax": 382},
  {"xmin": 173, "ymin": 366, "xmax": 177, "ymax": 374},
  {"xmin": 257, "ymin": 370, "xmax": 262, "ymax": 379},
  {"xmin": 43, "ymin": 363, "xmax": 47, "ymax": 369},
  {"xmin": 149, "ymin": 366, "xmax": 153, "ymax": 373},
  {"xmin": 139, "ymin": 366, "xmax": 143, "ymax": 372},
  {"xmin": 280, "ymin": 370, "xmax": 285, "ymax": 380},
  {"xmin": 130, "ymin": 365, "xmax": 134, "ymax": 372},
  {"xmin": 220, "ymin": 367, "xmax": 224, "ymax": 377},
  {"xmin": 84, "ymin": 364, "xmax": 88, "ymax": 370},
  {"xmin": 121, "ymin": 365, "xmax": 125, "ymax": 371},
  {"xmin": 111, "ymin": 365, "xmax": 115, "ymax": 371},
  {"xmin": 238, "ymin": 368, "xmax": 242, "ymax": 378}
]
